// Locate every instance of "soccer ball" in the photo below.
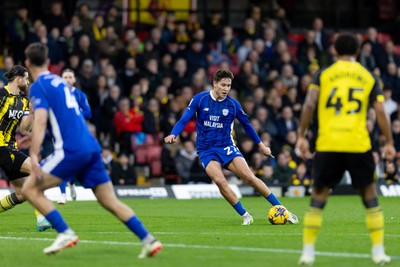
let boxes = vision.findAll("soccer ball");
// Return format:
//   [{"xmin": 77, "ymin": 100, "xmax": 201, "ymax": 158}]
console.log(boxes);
[{"xmin": 268, "ymin": 205, "xmax": 289, "ymax": 225}]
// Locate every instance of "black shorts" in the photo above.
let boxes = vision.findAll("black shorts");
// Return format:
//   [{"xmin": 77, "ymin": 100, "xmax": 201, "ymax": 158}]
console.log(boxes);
[
  {"xmin": 313, "ymin": 150, "xmax": 375, "ymax": 189},
  {"xmin": 0, "ymin": 146, "xmax": 28, "ymax": 181}
]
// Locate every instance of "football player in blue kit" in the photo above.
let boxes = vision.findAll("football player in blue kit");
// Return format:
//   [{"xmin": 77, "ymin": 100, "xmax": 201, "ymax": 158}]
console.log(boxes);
[
  {"xmin": 57, "ymin": 68, "xmax": 92, "ymax": 204},
  {"xmin": 164, "ymin": 69, "xmax": 298, "ymax": 225},
  {"xmin": 22, "ymin": 42, "xmax": 162, "ymax": 258}
]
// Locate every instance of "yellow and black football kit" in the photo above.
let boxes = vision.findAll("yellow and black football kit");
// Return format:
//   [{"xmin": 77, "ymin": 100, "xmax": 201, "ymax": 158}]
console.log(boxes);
[
  {"xmin": 0, "ymin": 86, "xmax": 30, "ymax": 181},
  {"xmin": 309, "ymin": 60, "xmax": 384, "ymax": 188}
]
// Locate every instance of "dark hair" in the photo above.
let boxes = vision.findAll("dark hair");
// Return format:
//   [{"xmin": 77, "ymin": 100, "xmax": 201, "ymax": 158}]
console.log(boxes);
[
  {"xmin": 25, "ymin": 42, "xmax": 48, "ymax": 67},
  {"xmin": 61, "ymin": 68, "xmax": 75, "ymax": 75},
  {"xmin": 213, "ymin": 69, "xmax": 234, "ymax": 83},
  {"xmin": 334, "ymin": 33, "xmax": 359, "ymax": 56},
  {"xmin": 4, "ymin": 65, "xmax": 28, "ymax": 82}
]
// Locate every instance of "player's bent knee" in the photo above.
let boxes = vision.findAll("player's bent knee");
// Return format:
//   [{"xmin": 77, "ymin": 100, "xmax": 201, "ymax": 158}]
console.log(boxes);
[
  {"xmin": 213, "ymin": 177, "xmax": 229, "ymax": 188},
  {"xmin": 242, "ymin": 175, "xmax": 256, "ymax": 185}
]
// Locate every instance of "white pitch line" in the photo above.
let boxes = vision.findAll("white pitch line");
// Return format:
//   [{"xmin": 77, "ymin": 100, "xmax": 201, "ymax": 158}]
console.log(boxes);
[
  {"xmin": 0, "ymin": 235, "xmax": 399, "ymax": 260},
  {"xmin": 4, "ymin": 231, "xmax": 400, "ymax": 238}
]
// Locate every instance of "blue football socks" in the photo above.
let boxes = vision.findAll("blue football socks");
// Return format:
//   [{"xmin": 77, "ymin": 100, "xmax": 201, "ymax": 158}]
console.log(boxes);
[
  {"xmin": 266, "ymin": 193, "xmax": 282, "ymax": 206},
  {"xmin": 125, "ymin": 216, "xmax": 150, "ymax": 240},
  {"xmin": 233, "ymin": 201, "xmax": 246, "ymax": 216},
  {"xmin": 45, "ymin": 209, "xmax": 69, "ymax": 233},
  {"xmin": 59, "ymin": 181, "xmax": 67, "ymax": 194}
]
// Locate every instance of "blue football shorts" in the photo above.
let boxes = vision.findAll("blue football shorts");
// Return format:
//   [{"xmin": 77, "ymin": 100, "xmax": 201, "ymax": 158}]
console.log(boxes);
[
  {"xmin": 199, "ymin": 145, "xmax": 244, "ymax": 169},
  {"xmin": 41, "ymin": 150, "xmax": 110, "ymax": 188}
]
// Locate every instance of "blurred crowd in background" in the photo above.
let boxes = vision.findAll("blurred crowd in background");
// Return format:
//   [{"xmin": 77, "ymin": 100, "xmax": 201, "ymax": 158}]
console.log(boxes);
[{"xmin": 1, "ymin": 1, "xmax": 400, "ymax": 187}]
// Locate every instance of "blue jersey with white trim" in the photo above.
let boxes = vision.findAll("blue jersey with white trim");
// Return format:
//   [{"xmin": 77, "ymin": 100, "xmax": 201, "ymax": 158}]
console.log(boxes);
[
  {"xmin": 171, "ymin": 91, "xmax": 261, "ymax": 152},
  {"xmin": 30, "ymin": 72, "xmax": 101, "ymax": 154}
]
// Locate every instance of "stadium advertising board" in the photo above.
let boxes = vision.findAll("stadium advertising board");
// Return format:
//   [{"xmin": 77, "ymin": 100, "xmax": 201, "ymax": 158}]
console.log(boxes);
[
  {"xmin": 378, "ymin": 184, "xmax": 400, "ymax": 197},
  {"xmin": 171, "ymin": 184, "xmax": 242, "ymax": 199},
  {"xmin": 115, "ymin": 186, "xmax": 172, "ymax": 198}
]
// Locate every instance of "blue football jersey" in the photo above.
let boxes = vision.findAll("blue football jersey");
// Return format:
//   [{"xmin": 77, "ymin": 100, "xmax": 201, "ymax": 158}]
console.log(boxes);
[
  {"xmin": 171, "ymin": 91, "xmax": 261, "ymax": 152},
  {"xmin": 72, "ymin": 87, "xmax": 92, "ymax": 120},
  {"xmin": 30, "ymin": 71, "xmax": 101, "ymax": 154}
]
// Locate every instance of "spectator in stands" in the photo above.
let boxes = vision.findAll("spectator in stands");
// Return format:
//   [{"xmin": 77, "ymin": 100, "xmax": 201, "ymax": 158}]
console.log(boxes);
[
  {"xmin": 142, "ymin": 98, "xmax": 161, "ymax": 138},
  {"xmin": 77, "ymin": 2, "xmax": 93, "ymax": 33},
  {"xmin": 175, "ymin": 140, "xmax": 198, "ymax": 184},
  {"xmin": 379, "ymin": 40, "xmax": 400, "ymax": 72},
  {"xmin": 240, "ymin": 18, "xmax": 260, "ymax": 41},
  {"xmin": 70, "ymin": 15, "xmax": 84, "ymax": 41},
  {"xmin": 143, "ymin": 58, "xmax": 162, "ymax": 97},
  {"xmin": 383, "ymin": 86, "xmax": 398, "ymax": 116},
  {"xmin": 59, "ymin": 25, "xmax": 76, "ymax": 61},
  {"xmin": 272, "ymin": 152, "xmax": 295, "ymax": 185},
  {"xmin": 382, "ymin": 64, "xmax": 400, "ymax": 101},
  {"xmin": 312, "ymin": 17, "xmax": 329, "ymax": 52},
  {"xmin": 76, "ymin": 34, "xmax": 97, "ymax": 66},
  {"xmin": 154, "ymin": 85, "xmax": 171, "ymax": 115},
  {"xmin": 291, "ymin": 162, "xmax": 311, "ymax": 186},
  {"xmin": 260, "ymin": 164, "xmax": 274, "ymax": 185},
  {"xmin": 358, "ymin": 41, "xmax": 377, "ymax": 71},
  {"xmin": 104, "ymin": 64, "xmax": 123, "ymax": 91},
  {"xmin": 262, "ymin": 27, "xmax": 276, "ymax": 63},
  {"xmin": 297, "ymin": 30, "xmax": 320, "ymax": 67},
  {"xmin": 274, "ymin": 7, "xmax": 291, "ymax": 37},
  {"xmin": 0, "ymin": 56, "xmax": 14, "ymax": 86},
  {"xmin": 280, "ymin": 64, "xmax": 298, "ymax": 89},
  {"xmin": 237, "ymin": 38, "xmax": 253, "ymax": 65},
  {"xmin": 160, "ymin": 99, "xmax": 182, "ymax": 135},
  {"xmin": 98, "ymin": 26, "xmax": 124, "ymax": 66},
  {"xmin": 118, "ymin": 57, "xmax": 140, "ymax": 96},
  {"xmin": 171, "ymin": 58, "xmax": 191, "ymax": 93},
  {"xmin": 100, "ymin": 84, "xmax": 121, "ymax": 147},
  {"xmin": 45, "ymin": 1, "xmax": 67, "ymax": 32},
  {"xmin": 29, "ymin": 24, "xmax": 63, "ymax": 65},
  {"xmin": 185, "ymin": 40, "xmax": 209, "ymax": 75},
  {"xmin": 105, "ymin": 5, "xmax": 122, "ymax": 36},
  {"xmin": 364, "ymin": 27, "xmax": 384, "ymax": 61},
  {"xmin": 238, "ymin": 137, "xmax": 257, "ymax": 162},
  {"xmin": 7, "ymin": 5, "xmax": 32, "ymax": 64},
  {"xmin": 276, "ymin": 106, "xmax": 298, "ymax": 144},
  {"xmin": 204, "ymin": 10, "xmax": 224, "ymax": 45},
  {"xmin": 111, "ymin": 153, "xmax": 137, "ymax": 185},
  {"xmin": 250, "ymin": 152, "xmax": 265, "ymax": 179},
  {"xmin": 90, "ymin": 14, "xmax": 107, "ymax": 43},
  {"xmin": 114, "ymin": 97, "xmax": 144, "ymax": 155},
  {"xmin": 218, "ymin": 26, "xmax": 241, "ymax": 56},
  {"xmin": 282, "ymin": 87, "xmax": 302, "ymax": 118},
  {"xmin": 102, "ymin": 145, "xmax": 117, "ymax": 175},
  {"xmin": 175, "ymin": 22, "xmax": 191, "ymax": 49},
  {"xmin": 255, "ymin": 106, "xmax": 278, "ymax": 137}
]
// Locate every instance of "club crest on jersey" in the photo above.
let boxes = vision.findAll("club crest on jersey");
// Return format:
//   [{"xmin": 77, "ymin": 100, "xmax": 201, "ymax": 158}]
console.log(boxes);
[{"xmin": 222, "ymin": 109, "xmax": 229, "ymax": 116}]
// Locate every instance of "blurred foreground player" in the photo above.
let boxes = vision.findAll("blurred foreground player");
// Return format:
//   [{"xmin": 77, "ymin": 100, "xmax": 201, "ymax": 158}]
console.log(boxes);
[{"xmin": 22, "ymin": 42, "xmax": 162, "ymax": 258}]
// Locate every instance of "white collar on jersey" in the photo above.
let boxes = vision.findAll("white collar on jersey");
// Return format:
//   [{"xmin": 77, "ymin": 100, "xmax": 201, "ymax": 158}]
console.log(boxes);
[
  {"xmin": 210, "ymin": 90, "xmax": 226, "ymax": 102},
  {"xmin": 37, "ymin": 71, "xmax": 51, "ymax": 78}
]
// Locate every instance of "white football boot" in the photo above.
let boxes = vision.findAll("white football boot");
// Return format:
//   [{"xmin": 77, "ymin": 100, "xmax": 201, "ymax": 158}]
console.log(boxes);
[
  {"xmin": 138, "ymin": 240, "xmax": 163, "ymax": 259},
  {"xmin": 241, "ymin": 212, "xmax": 254, "ymax": 225},
  {"xmin": 44, "ymin": 231, "xmax": 79, "ymax": 255}
]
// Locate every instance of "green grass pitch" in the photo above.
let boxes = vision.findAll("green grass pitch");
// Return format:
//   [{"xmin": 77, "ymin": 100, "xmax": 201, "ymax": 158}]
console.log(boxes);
[{"xmin": 0, "ymin": 196, "xmax": 399, "ymax": 267}]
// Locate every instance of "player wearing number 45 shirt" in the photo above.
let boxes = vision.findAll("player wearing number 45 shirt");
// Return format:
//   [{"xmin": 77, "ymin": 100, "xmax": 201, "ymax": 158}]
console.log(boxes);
[
  {"xmin": 164, "ymin": 69, "xmax": 298, "ymax": 225},
  {"xmin": 296, "ymin": 33, "xmax": 395, "ymax": 265}
]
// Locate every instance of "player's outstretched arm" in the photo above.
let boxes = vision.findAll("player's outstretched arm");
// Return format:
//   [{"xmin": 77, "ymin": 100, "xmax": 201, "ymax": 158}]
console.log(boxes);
[{"xmin": 374, "ymin": 100, "xmax": 396, "ymax": 161}]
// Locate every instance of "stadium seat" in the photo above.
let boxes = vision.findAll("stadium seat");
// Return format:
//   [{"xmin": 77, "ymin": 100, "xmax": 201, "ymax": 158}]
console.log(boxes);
[
  {"xmin": 149, "ymin": 160, "xmax": 163, "ymax": 177},
  {"xmin": 288, "ymin": 32, "xmax": 304, "ymax": 44},
  {"xmin": 164, "ymin": 173, "xmax": 181, "ymax": 184}
]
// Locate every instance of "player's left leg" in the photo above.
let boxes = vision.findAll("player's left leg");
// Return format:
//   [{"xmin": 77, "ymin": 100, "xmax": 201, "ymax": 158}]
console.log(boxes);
[
  {"xmin": 227, "ymin": 157, "xmax": 298, "ymax": 223},
  {"xmin": 92, "ymin": 181, "xmax": 162, "ymax": 258},
  {"xmin": 22, "ymin": 172, "xmax": 78, "ymax": 255}
]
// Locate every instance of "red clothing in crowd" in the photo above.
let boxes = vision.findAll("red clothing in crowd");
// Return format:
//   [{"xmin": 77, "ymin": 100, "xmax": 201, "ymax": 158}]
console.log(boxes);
[{"xmin": 113, "ymin": 109, "xmax": 144, "ymax": 135}]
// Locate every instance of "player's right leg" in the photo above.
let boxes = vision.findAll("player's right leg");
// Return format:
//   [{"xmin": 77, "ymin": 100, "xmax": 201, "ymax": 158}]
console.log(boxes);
[
  {"xmin": 0, "ymin": 178, "xmax": 26, "ymax": 212},
  {"xmin": 205, "ymin": 160, "xmax": 253, "ymax": 225},
  {"xmin": 298, "ymin": 188, "xmax": 329, "ymax": 266},
  {"xmin": 92, "ymin": 181, "xmax": 162, "ymax": 258},
  {"xmin": 21, "ymin": 172, "xmax": 78, "ymax": 255}
]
